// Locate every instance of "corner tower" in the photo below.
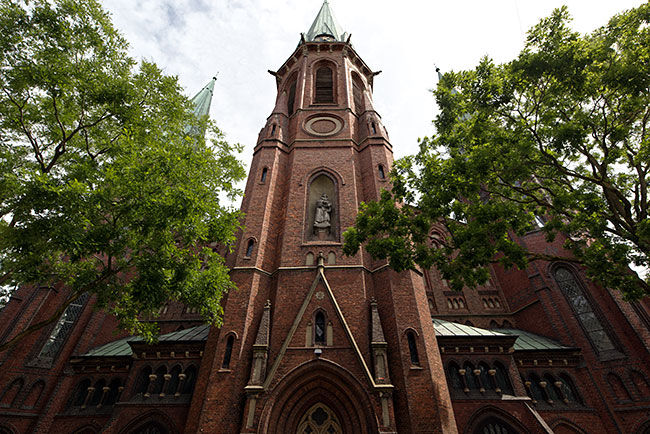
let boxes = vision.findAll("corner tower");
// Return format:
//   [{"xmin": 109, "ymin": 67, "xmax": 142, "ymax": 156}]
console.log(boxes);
[{"xmin": 187, "ymin": 3, "xmax": 458, "ymax": 433}]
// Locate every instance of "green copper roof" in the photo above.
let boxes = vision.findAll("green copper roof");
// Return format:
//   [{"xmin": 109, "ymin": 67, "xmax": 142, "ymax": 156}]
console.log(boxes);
[
  {"xmin": 80, "ymin": 324, "xmax": 210, "ymax": 358},
  {"xmin": 495, "ymin": 328, "xmax": 577, "ymax": 352},
  {"xmin": 433, "ymin": 319, "xmax": 576, "ymax": 352},
  {"xmin": 305, "ymin": 0, "xmax": 347, "ymax": 42},
  {"xmin": 190, "ymin": 76, "xmax": 217, "ymax": 120},
  {"xmin": 433, "ymin": 319, "xmax": 509, "ymax": 338}
]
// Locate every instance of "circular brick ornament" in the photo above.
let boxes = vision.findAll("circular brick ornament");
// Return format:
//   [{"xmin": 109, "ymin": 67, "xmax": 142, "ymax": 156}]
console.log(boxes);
[{"xmin": 304, "ymin": 116, "xmax": 343, "ymax": 137}]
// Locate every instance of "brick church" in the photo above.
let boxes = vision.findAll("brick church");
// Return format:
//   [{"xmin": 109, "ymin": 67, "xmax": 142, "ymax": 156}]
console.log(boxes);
[{"xmin": 1, "ymin": 2, "xmax": 650, "ymax": 433}]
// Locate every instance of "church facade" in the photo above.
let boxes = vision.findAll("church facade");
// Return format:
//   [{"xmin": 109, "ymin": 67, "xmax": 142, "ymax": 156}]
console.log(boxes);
[{"xmin": 1, "ymin": 3, "xmax": 650, "ymax": 434}]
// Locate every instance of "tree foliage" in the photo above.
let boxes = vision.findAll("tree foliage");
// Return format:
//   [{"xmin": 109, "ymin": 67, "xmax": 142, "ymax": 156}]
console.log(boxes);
[
  {"xmin": 0, "ymin": 0, "xmax": 245, "ymax": 347},
  {"xmin": 344, "ymin": 5, "xmax": 650, "ymax": 300}
]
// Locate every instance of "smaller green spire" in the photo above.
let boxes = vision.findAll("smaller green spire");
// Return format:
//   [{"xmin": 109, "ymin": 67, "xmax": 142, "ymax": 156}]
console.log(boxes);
[
  {"xmin": 305, "ymin": 0, "xmax": 347, "ymax": 42},
  {"xmin": 185, "ymin": 76, "xmax": 217, "ymax": 136},
  {"xmin": 190, "ymin": 75, "xmax": 217, "ymax": 119}
]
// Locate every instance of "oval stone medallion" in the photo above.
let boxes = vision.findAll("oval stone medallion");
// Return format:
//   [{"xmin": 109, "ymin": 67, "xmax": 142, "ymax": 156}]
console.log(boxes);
[{"xmin": 304, "ymin": 116, "xmax": 343, "ymax": 137}]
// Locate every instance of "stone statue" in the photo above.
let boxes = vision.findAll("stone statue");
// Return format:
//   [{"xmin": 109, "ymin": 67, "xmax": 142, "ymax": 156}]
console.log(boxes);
[{"xmin": 314, "ymin": 193, "xmax": 332, "ymax": 234}]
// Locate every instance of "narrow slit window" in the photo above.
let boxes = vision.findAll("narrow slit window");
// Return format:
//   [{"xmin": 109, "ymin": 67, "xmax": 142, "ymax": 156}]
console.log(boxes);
[
  {"xmin": 315, "ymin": 312, "xmax": 326, "ymax": 345},
  {"xmin": 315, "ymin": 67, "xmax": 334, "ymax": 103},
  {"xmin": 407, "ymin": 331, "xmax": 420, "ymax": 365},
  {"xmin": 261, "ymin": 167, "xmax": 268, "ymax": 183},
  {"xmin": 222, "ymin": 335, "xmax": 234, "ymax": 369},
  {"xmin": 371, "ymin": 122, "xmax": 377, "ymax": 134},
  {"xmin": 288, "ymin": 80, "xmax": 297, "ymax": 115},
  {"xmin": 378, "ymin": 165, "xmax": 385, "ymax": 179},
  {"xmin": 246, "ymin": 239, "xmax": 254, "ymax": 257},
  {"xmin": 353, "ymin": 79, "xmax": 363, "ymax": 114}
]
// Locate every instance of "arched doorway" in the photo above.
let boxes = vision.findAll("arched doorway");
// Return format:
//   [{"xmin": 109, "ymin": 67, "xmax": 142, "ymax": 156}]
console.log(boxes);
[
  {"xmin": 297, "ymin": 403, "xmax": 343, "ymax": 434},
  {"xmin": 259, "ymin": 359, "xmax": 378, "ymax": 434}
]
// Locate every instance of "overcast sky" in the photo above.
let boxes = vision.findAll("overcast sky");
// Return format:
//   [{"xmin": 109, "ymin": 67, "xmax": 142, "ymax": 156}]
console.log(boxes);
[{"xmin": 99, "ymin": 0, "xmax": 645, "ymax": 194}]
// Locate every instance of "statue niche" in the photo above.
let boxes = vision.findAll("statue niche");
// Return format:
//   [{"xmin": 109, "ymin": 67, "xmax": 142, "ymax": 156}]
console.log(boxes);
[{"xmin": 307, "ymin": 173, "xmax": 337, "ymax": 241}]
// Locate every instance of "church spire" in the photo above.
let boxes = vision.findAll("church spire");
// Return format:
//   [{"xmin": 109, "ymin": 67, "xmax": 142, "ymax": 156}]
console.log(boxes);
[
  {"xmin": 304, "ymin": 0, "xmax": 347, "ymax": 42},
  {"xmin": 190, "ymin": 75, "xmax": 217, "ymax": 119}
]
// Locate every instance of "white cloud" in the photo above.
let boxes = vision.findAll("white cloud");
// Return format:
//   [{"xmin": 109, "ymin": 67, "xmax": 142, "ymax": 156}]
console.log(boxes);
[{"xmin": 99, "ymin": 0, "xmax": 646, "ymax": 204}]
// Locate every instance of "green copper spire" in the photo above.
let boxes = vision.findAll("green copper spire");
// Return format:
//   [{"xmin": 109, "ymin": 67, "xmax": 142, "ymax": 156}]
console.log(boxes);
[
  {"xmin": 190, "ymin": 75, "xmax": 217, "ymax": 119},
  {"xmin": 305, "ymin": 0, "xmax": 347, "ymax": 42},
  {"xmin": 185, "ymin": 76, "xmax": 216, "ymax": 136}
]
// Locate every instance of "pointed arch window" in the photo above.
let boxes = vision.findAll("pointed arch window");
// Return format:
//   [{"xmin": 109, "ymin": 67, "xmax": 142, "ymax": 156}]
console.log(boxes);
[
  {"xmin": 315, "ymin": 67, "xmax": 334, "ymax": 103},
  {"xmin": 298, "ymin": 403, "xmax": 342, "ymax": 434},
  {"xmin": 314, "ymin": 311, "xmax": 326, "ymax": 345},
  {"xmin": 38, "ymin": 292, "xmax": 89, "ymax": 359},
  {"xmin": 448, "ymin": 362, "xmax": 463, "ymax": 390},
  {"xmin": 222, "ymin": 335, "xmax": 235, "ymax": 369},
  {"xmin": 554, "ymin": 266, "xmax": 616, "ymax": 355},
  {"xmin": 288, "ymin": 79, "xmax": 297, "ymax": 115},
  {"xmin": 245, "ymin": 239, "xmax": 255, "ymax": 258},
  {"xmin": 352, "ymin": 75, "xmax": 364, "ymax": 114},
  {"xmin": 493, "ymin": 362, "xmax": 513, "ymax": 394},
  {"xmin": 406, "ymin": 331, "xmax": 420, "ymax": 366},
  {"xmin": 261, "ymin": 167, "xmax": 268, "ymax": 183},
  {"xmin": 378, "ymin": 164, "xmax": 385, "ymax": 179}
]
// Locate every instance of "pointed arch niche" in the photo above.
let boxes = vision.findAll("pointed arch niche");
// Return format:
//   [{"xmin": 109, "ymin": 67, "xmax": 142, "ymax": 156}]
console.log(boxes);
[{"xmin": 305, "ymin": 171, "xmax": 339, "ymax": 242}]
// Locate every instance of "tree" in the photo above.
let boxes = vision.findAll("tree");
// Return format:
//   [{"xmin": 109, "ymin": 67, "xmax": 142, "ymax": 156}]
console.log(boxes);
[
  {"xmin": 0, "ymin": 0, "xmax": 245, "ymax": 349},
  {"xmin": 344, "ymin": 4, "xmax": 650, "ymax": 300}
]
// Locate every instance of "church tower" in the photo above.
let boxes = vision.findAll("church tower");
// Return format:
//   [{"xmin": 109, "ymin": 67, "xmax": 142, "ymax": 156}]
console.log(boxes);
[{"xmin": 186, "ymin": 2, "xmax": 457, "ymax": 433}]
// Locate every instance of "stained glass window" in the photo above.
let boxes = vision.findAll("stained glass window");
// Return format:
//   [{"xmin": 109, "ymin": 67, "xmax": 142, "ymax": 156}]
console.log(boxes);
[
  {"xmin": 38, "ymin": 292, "xmax": 89, "ymax": 359},
  {"xmin": 554, "ymin": 267, "xmax": 615, "ymax": 353}
]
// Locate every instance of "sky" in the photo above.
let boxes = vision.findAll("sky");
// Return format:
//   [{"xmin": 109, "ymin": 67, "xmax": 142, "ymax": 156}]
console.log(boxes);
[{"xmin": 99, "ymin": 0, "xmax": 645, "ymax": 198}]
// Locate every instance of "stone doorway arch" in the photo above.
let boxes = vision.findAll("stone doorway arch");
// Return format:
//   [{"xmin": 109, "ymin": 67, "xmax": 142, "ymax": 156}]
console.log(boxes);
[{"xmin": 259, "ymin": 359, "xmax": 379, "ymax": 434}]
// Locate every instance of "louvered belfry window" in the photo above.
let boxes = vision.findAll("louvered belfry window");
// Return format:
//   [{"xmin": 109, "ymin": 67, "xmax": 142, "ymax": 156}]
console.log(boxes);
[{"xmin": 314, "ymin": 67, "xmax": 334, "ymax": 103}]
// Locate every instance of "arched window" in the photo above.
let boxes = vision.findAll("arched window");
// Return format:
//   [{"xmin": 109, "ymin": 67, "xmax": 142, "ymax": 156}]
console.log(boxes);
[
  {"xmin": 71, "ymin": 379, "xmax": 91, "ymax": 407},
  {"xmin": 607, "ymin": 372, "xmax": 632, "ymax": 402},
  {"xmin": 245, "ymin": 239, "xmax": 255, "ymax": 257},
  {"xmin": 314, "ymin": 66, "xmax": 334, "ymax": 103},
  {"xmin": 528, "ymin": 374, "xmax": 545, "ymax": 402},
  {"xmin": 478, "ymin": 362, "xmax": 491, "ymax": 391},
  {"xmin": 182, "ymin": 366, "xmax": 197, "ymax": 394},
  {"xmin": 104, "ymin": 378, "xmax": 121, "ymax": 405},
  {"xmin": 222, "ymin": 335, "xmax": 234, "ymax": 369},
  {"xmin": 132, "ymin": 422, "xmax": 170, "ymax": 434},
  {"xmin": 630, "ymin": 370, "xmax": 650, "ymax": 400},
  {"xmin": 558, "ymin": 374, "xmax": 581, "ymax": 404},
  {"xmin": 288, "ymin": 79, "xmax": 298, "ymax": 115},
  {"xmin": 167, "ymin": 366, "xmax": 182, "ymax": 395},
  {"xmin": 543, "ymin": 374, "xmax": 560, "ymax": 403},
  {"xmin": 378, "ymin": 164, "xmax": 385, "ymax": 179},
  {"xmin": 473, "ymin": 418, "xmax": 519, "ymax": 434},
  {"xmin": 151, "ymin": 367, "xmax": 166, "ymax": 395},
  {"xmin": 314, "ymin": 312, "xmax": 326, "ymax": 345},
  {"xmin": 554, "ymin": 266, "xmax": 615, "ymax": 354},
  {"xmin": 297, "ymin": 403, "xmax": 342, "ymax": 434},
  {"xmin": 38, "ymin": 292, "xmax": 90, "ymax": 359},
  {"xmin": 406, "ymin": 331, "xmax": 420, "ymax": 366},
  {"xmin": 134, "ymin": 367, "xmax": 152, "ymax": 395},
  {"xmin": 493, "ymin": 362, "xmax": 513, "ymax": 394},
  {"xmin": 23, "ymin": 380, "xmax": 45, "ymax": 408},
  {"xmin": 352, "ymin": 74, "xmax": 364, "ymax": 114},
  {"xmin": 0, "ymin": 379, "xmax": 24, "ymax": 407},
  {"xmin": 261, "ymin": 167, "xmax": 268, "ymax": 183},
  {"xmin": 448, "ymin": 362, "xmax": 463, "ymax": 390},
  {"xmin": 306, "ymin": 252, "xmax": 314, "ymax": 266},
  {"xmin": 88, "ymin": 379, "xmax": 106, "ymax": 406},
  {"xmin": 464, "ymin": 362, "xmax": 479, "ymax": 390}
]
